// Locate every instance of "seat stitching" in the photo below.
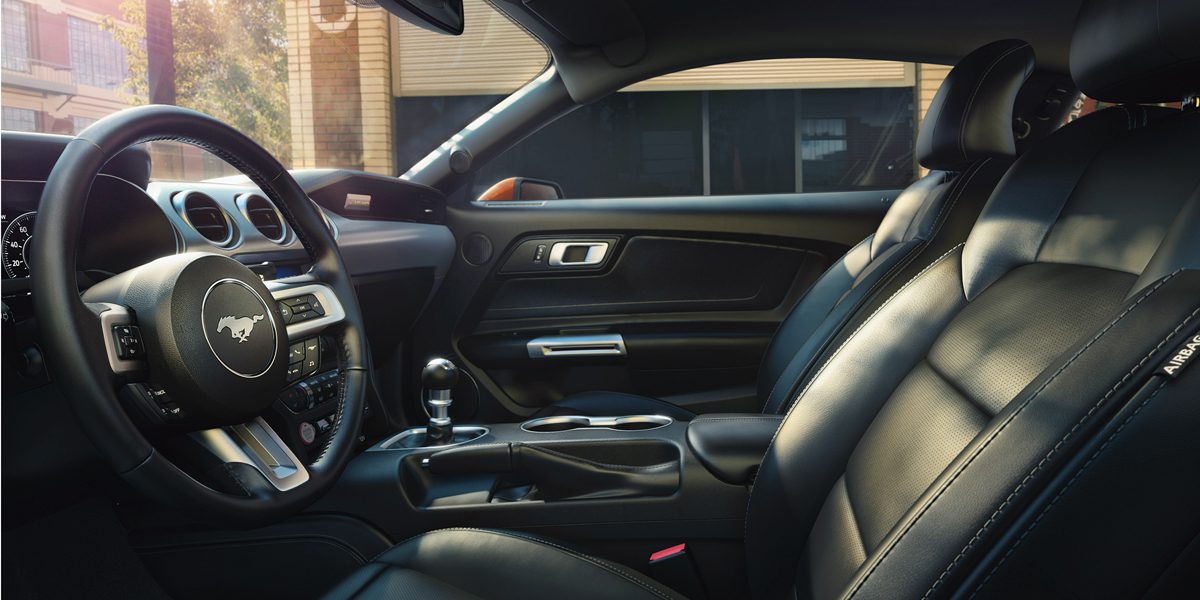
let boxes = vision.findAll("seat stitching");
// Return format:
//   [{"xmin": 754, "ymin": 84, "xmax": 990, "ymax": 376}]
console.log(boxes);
[
  {"xmin": 923, "ymin": 303, "xmax": 1199, "ymax": 598},
  {"xmin": 745, "ymin": 243, "xmax": 965, "ymax": 553},
  {"xmin": 766, "ymin": 160, "xmax": 989, "ymax": 415},
  {"xmin": 957, "ymin": 44, "xmax": 1030, "ymax": 162},
  {"xmin": 761, "ymin": 236, "xmax": 875, "ymax": 412},
  {"xmin": 968, "ymin": 377, "xmax": 1173, "ymax": 597},
  {"xmin": 842, "ymin": 270, "xmax": 1180, "ymax": 600}
]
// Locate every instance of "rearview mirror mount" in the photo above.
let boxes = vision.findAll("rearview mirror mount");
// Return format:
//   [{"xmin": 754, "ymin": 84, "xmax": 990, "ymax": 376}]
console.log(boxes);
[{"xmin": 374, "ymin": 0, "xmax": 464, "ymax": 35}]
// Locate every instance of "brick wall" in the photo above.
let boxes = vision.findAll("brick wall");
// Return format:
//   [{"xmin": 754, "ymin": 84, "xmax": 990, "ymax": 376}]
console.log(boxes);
[{"xmin": 285, "ymin": 0, "xmax": 393, "ymax": 174}]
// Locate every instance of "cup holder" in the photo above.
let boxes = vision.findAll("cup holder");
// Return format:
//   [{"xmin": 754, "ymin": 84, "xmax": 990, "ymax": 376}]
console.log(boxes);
[{"xmin": 521, "ymin": 414, "xmax": 673, "ymax": 433}]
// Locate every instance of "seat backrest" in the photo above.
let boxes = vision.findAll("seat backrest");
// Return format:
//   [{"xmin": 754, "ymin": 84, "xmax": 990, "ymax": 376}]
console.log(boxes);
[
  {"xmin": 756, "ymin": 40, "xmax": 1033, "ymax": 414},
  {"xmin": 745, "ymin": 1, "xmax": 1200, "ymax": 598}
]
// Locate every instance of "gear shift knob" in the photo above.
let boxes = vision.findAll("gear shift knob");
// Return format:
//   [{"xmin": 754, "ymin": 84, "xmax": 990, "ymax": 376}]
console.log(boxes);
[
  {"xmin": 422, "ymin": 358, "xmax": 458, "ymax": 445},
  {"xmin": 422, "ymin": 357, "xmax": 459, "ymax": 391}
]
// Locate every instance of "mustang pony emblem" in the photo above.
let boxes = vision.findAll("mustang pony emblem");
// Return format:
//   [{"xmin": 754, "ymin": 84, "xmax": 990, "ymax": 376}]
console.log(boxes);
[{"xmin": 216, "ymin": 314, "xmax": 265, "ymax": 343}]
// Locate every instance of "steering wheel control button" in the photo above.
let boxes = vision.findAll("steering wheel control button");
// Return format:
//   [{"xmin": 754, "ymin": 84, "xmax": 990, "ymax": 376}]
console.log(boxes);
[
  {"xmin": 279, "ymin": 294, "xmax": 324, "ymax": 323},
  {"xmin": 201, "ymin": 278, "xmax": 279, "ymax": 378},
  {"xmin": 286, "ymin": 363, "xmax": 304, "ymax": 382},
  {"xmin": 289, "ymin": 341, "xmax": 305, "ymax": 363},
  {"xmin": 143, "ymin": 384, "xmax": 185, "ymax": 421},
  {"xmin": 303, "ymin": 338, "xmax": 320, "ymax": 375},
  {"xmin": 112, "ymin": 324, "xmax": 144, "ymax": 359},
  {"xmin": 299, "ymin": 421, "xmax": 317, "ymax": 445},
  {"xmin": 278, "ymin": 301, "xmax": 294, "ymax": 323}
]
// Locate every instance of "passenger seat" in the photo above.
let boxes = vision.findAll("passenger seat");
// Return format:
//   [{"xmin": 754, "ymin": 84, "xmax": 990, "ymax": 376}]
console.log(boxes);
[{"xmin": 534, "ymin": 39, "xmax": 1036, "ymax": 420}]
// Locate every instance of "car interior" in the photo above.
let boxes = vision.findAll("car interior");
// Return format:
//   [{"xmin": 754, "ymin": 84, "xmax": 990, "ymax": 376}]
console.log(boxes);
[{"xmin": 2, "ymin": 0, "xmax": 1198, "ymax": 598}]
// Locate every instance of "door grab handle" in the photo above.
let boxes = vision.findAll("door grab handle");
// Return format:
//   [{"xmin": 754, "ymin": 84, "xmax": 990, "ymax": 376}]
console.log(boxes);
[
  {"xmin": 548, "ymin": 242, "xmax": 609, "ymax": 266},
  {"xmin": 527, "ymin": 334, "xmax": 627, "ymax": 358}
]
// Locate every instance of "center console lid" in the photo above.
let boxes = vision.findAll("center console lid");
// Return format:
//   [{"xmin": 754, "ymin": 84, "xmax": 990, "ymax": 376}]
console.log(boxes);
[{"xmin": 686, "ymin": 414, "xmax": 784, "ymax": 485}]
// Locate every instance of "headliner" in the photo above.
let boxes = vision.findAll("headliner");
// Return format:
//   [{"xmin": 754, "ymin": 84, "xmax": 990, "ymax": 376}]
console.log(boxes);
[{"xmin": 491, "ymin": 0, "xmax": 1084, "ymax": 102}]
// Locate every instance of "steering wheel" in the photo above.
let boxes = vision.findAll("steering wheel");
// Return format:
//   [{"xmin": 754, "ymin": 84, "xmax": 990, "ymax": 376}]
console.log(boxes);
[{"xmin": 31, "ymin": 105, "xmax": 368, "ymax": 525}]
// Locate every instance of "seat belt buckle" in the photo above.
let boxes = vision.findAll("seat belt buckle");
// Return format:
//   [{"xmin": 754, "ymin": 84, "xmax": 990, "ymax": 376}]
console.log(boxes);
[{"xmin": 648, "ymin": 543, "xmax": 708, "ymax": 599}]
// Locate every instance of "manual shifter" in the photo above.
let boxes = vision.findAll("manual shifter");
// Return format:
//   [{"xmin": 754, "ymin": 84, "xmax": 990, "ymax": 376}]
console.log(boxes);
[{"xmin": 422, "ymin": 357, "xmax": 459, "ymax": 445}]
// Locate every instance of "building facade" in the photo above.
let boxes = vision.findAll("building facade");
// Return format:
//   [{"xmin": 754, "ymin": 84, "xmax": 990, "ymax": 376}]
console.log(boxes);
[
  {"xmin": 1, "ymin": 0, "xmax": 134, "ymax": 135},
  {"xmin": 2, "ymin": 0, "xmax": 953, "ymax": 193}
]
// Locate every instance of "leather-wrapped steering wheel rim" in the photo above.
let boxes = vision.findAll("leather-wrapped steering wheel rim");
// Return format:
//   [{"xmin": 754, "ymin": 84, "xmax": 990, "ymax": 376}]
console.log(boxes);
[{"xmin": 31, "ymin": 104, "xmax": 369, "ymax": 526}]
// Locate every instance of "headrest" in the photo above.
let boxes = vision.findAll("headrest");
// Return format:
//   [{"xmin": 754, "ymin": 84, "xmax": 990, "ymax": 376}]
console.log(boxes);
[
  {"xmin": 1070, "ymin": 0, "xmax": 1200, "ymax": 104},
  {"xmin": 916, "ymin": 39, "xmax": 1035, "ymax": 172}
]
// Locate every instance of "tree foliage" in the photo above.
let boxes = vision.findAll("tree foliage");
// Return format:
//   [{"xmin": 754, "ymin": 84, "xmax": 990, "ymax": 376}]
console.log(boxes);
[{"xmin": 103, "ymin": 0, "xmax": 291, "ymax": 164}]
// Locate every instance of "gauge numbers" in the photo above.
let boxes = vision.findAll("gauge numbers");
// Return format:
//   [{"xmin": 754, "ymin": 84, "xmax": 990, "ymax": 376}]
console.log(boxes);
[{"xmin": 2, "ymin": 211, "xmax": 36, "ymax": 279}]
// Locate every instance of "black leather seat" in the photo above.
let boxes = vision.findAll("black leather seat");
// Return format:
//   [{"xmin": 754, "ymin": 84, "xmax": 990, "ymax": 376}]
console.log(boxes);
[
  {"xmin": 327, "ymin": 0, "xmax": 1200, "ymax": 597},
  {"xmin": 535, "ymin": 39, "xmax": 1034, "ymax": 420}
]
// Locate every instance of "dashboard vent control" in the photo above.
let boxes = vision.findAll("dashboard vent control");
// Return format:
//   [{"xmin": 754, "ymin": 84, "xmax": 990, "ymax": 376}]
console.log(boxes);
[
  {"xmin": 240, "ymin": 194, "xmax": 288, "ymax": 243},
  {"xmin": 178, "ymin": 191, "xmax": 235, "ymax": 246}
]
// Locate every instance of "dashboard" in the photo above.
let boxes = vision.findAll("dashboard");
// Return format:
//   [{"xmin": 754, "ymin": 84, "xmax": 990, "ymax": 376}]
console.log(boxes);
[{"xmin": 1, "ymin": 132, "xmax": 455, "ymax": 321}]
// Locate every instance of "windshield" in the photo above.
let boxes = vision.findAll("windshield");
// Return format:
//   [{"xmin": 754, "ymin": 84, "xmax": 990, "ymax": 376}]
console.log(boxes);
[{"xmin": 0, "ymin": 0, "xmax": 548, "ymax": 180}]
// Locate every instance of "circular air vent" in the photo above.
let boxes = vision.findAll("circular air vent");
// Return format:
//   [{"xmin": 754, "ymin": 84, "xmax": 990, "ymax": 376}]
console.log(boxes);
[
  {"xmin": 237, "ymin": 193, "xmax": 288, "ymax": 243},
  {"xmin": 176, "ymin": 191, "xmax": 235, "ymax": 246}
]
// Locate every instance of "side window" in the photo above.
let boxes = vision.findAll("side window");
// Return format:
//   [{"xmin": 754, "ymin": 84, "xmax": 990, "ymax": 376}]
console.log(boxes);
[{"xmin": 470, "ymin": 59, "xmax": 952, "ymax": 199}]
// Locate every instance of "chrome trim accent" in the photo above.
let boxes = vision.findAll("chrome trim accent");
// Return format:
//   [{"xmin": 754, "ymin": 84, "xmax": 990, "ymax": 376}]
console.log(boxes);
[
  {"xmin": 548, "ymin": 241, "xmax": 608, "ymax": 266},
  {"xmin": 476, "ymin": 200, "xmax": 546, "ymax": 208},
  {"xmin": 193, "ymin": 417, "xmax": 309, "ymax": 491},
  {"xmin": 372, "ymin": 425, "xmax": 490, "ymax": 451},
  {"xmin": 92, "ymin": 303, "xmax": 143, "ymax": 375},
  {"xmin": 521, "ymin": 414, "xmax": 673, "ymax": 433},
  {"xmin": 200, "ymin": 278, "xmax": 279, "ymax": 378},
  {"xmin": 527, "ymin": 333, "xmax": 626, "ymax": 359},
  {"xmin": 235, "ymin": 192, "xmax": 290, "ymax": 244},
  {"xmin": 265, "ymin": 281, "xmax": 347, "ymax": 340},
  {"xmin": 173, "ymin": 190, "xmax": 238, "ymax": 248}
]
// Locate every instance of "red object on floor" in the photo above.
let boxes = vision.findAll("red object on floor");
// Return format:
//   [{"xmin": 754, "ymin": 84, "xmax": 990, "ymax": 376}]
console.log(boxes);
[{"xmin": 649, "ymin": 543, "xmax": 687, "ymax": 563}]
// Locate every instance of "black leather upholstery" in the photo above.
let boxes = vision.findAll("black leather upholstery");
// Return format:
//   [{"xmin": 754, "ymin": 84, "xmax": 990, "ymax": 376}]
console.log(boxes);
[
  {"xmin": 915, "ymin": 40, "xmax": 1034, "ymax": 171},
  {"xmin": 535, "ymin": 40, "xmax": 1032, "ymax": 421},
  {"xmin": 329, "ymin": 2, "xmax": 1200, "ymax": 598},
  {"xmin": 686, "ymin": 414, "xmax": 784, "ymax": 484},
  {"xmin": 531, "ymin": 390, "xmax": 698, "ymax": 421},
  {"xmin": 321, "ymin": 528, "xmax": 684, "ymax": 600},
  {"xmin": 746, "ymin": 91, "xmax": 1200, "ymax": 600},
  {"xmin": 1070, "ymin": 0, "xmax": 1200, "ymax": 103}
]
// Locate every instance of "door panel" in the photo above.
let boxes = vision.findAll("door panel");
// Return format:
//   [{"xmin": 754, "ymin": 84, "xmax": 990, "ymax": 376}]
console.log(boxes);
[
  {"xmin": 487, "ymin": 236, "xmax": 820, "ymax": 319},
  {"xmin": 403, "ymin": 190, "xmax": 895, "ymax": 423}
]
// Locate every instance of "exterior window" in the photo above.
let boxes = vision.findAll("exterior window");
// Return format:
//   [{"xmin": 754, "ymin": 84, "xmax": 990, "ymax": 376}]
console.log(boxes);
[
  {"xmin": 2, "ymin": 0, "xmax": 32, "ymax": 73},
  {"xmin": 459, "ymin": 59, "xmax": 923, "ymax": 199},
  {"xmin": 68, "ymin": 16, "xmax": 128, "ymax": 89},
  {"xmin": 72, "ymin": 116, "xmax": 97, "ymax": 133},
  {"xmin": 2, "ymin": 107, "xmax": 39, "ymax": 131}
]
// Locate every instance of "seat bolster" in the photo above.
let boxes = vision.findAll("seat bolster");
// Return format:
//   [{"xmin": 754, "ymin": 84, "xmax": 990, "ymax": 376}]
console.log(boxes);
[
  {"xmin": 532, "ymin": 390, "xmax": 697, "ymax": 421},
  {"xmin": 322, "ymin": 528, "xmax": 685, "ymax": 600}
]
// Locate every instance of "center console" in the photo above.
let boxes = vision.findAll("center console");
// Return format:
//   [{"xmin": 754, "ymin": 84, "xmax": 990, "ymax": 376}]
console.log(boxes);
[{"xmin": 306, "ymin": 359, "xmax": 783, "ymax": 597}]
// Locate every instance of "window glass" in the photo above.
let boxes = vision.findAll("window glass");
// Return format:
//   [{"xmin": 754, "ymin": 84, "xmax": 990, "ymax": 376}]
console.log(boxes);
[
  {"xmin": 0, "ymin": 0, "xmax": 548, "ymax": 180},
  {"xmin": 470, "ymin": 59, "xmax": 929, "ymax": 199},
  {"xmin": 68, "ymin": 16, "xmax": 128, "ymax": 89},
  {"xmin": 2, "ymin": 106, "xmax": 38, "ymax": 131},
  {"xmin": 2, "ymin": 0, "xmax": 32, "ymax": 73}
]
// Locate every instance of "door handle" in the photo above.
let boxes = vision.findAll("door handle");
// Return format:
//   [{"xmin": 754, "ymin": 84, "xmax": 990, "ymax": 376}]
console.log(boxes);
[
  {"xmin": 527, "ymin": 334, "xmax": 627, "ymax": 358},
  {"xmin": 548, "ymin": 241, "xmax": 609, "ymax": 267}
]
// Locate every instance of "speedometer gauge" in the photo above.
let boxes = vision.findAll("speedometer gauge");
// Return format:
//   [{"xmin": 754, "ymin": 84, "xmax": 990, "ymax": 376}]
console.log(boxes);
[{"xmin": 2, "ymin": 211, "xmax": 36, "ymax": 278}]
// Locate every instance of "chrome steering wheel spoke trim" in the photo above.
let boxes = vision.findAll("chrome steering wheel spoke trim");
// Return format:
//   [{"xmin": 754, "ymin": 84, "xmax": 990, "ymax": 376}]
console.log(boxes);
[
  {"xmin": 265, "ymin": 281, "xmax": 346, "ymax": 341},
  {"xmin": 192, "ymin": 416, "xmax": 310, "ymax": 492}
]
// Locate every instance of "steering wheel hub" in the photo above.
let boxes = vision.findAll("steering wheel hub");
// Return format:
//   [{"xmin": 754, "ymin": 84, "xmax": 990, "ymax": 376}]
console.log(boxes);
[
  {"xmin": 201, "ymin": 278, "xmax": 279, "ymax": 378},
  {"xmin": 88, "ymin": 252, "xmax": 286, "ymax": 425}
]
